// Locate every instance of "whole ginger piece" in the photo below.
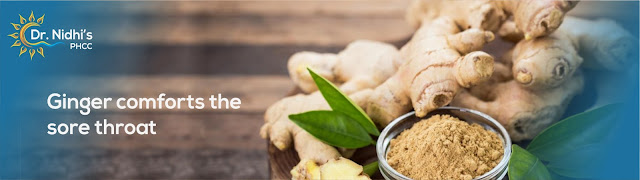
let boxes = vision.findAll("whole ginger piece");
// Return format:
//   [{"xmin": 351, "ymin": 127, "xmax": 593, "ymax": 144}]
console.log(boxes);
[
  {"xmin": 465, "ymin": 16, "xmax": 635, "ymax": 141},
  {"xmin": 506, "ymin": 17, "xmax": 637, "ymax": 89},
  {"xmin": 288, "ymin": 40, "xmax": 402, "ymax": 94},
  {"xmin": 452, "ymin": 60, "xmax": 584, "ymax": 141},
  {"xmin": 406, "ymin": 0, "xmax": 578, "ymax": 39},
  {"xmin": 366, "ymin": 17, "xmax": 495, "ymax": 126}
]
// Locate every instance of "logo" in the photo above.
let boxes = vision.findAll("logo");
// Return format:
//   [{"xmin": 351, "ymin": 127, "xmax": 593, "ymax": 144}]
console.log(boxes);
[
  {"xmin": 7, "ymin": 11, "xmax": 62, "ymax": 60},
  {"xmin": 7, "ymin": 11, "xmax": 93, "ymax": 61}
]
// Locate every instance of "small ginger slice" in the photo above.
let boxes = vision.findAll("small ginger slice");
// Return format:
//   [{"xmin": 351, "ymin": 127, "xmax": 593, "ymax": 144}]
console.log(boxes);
[
  {"xmin": 292, "ymin": 157, "xmax": 370, "ymax": 180},
  {"xmin": 320, "ymin": 158, "xmax": 370, "ymax": 180},
  {"xmin": 291, "ymin": 159, "xmax": 322, "ymax": 180}
]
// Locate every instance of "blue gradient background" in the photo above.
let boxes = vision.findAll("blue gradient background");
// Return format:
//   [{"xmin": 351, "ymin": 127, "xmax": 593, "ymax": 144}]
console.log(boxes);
[{"xmin": 0, "ymin": 1, "xmax": 112, "ymax": 178}]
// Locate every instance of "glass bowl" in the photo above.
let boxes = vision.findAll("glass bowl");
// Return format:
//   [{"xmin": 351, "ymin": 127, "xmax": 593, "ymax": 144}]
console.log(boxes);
[{"xmin": 376, "ymin": 107, "xmax": 512, "ymax": 180}]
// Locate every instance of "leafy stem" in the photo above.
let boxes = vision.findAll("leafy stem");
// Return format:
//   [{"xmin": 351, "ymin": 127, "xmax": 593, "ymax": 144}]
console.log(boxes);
[{"xmin": 288, "ymin": 68, "xmax": 380, "ymax": 149}]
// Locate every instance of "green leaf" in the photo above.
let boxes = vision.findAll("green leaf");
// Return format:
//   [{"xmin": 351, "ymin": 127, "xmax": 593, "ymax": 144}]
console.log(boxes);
[
  {"xmin": 307, "ymin": 68, "xmax": 380, "ymax": 136},
  {"xmin": 526, "ymin": 104, "xmax": 621, "ymax": 178},
  {"xmin": 289, "ymin": 110, "xmax": 374, "ymax": 148},
  {"xmin": 526, "ymin": 104, "xmax": 620, "ymax": 156},
  {"xmin": 362, "ymin": 161, "xmax": 379, "ymax": 177},
  {"xmin": 509, "ymin": 145, "xmax": 552, "ymax": 180}
]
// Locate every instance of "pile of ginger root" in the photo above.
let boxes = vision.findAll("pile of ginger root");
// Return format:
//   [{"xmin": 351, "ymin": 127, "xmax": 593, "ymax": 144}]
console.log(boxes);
[{"xmin": 260, "ymin": 0, "xmax": 638, "ymax": 179}]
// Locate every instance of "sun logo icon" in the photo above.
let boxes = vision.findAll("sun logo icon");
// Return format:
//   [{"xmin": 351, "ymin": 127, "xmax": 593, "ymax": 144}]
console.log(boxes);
[{"xmin": 7, "ymin": 11, "xmax": 61, "ymax": 60}]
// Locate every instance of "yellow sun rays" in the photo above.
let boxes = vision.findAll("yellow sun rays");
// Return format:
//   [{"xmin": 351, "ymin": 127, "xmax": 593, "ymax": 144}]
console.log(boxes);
[{"xmin": 7, "ymin": 11, "xmax": 46, "ymax": 60}]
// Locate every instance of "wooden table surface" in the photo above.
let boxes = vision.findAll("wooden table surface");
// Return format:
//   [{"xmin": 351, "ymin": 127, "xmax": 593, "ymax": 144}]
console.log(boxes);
[{"xmin": 22, "ymin": 3, "xmax": 414, "ymax": 177}]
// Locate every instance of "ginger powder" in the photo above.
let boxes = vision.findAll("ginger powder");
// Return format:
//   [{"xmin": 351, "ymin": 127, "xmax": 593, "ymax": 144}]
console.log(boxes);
[{"xmin": 387, "ymin": 114, "xmax": 504, "ymax": 180}]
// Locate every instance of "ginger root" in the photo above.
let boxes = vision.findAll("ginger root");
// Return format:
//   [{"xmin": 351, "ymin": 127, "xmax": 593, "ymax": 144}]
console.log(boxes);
[
  {"xmin": 262, "ymin": 90, "xmax": 374, "ymax": 179},
  {"xmin": 263, "ymin": 17, "xmax": 495, "ymax": 177},
  {"xmin": 264, "ymin": 16, "xmax": 494, "ymax": 168},
  {"xmin": 470, "ymin": 16, "xmax": 634, "ymax": 140},
  {"xmin": 261, "ymin": 93, "xmax": 339, "ymax": 164},
  {"xmin": 452, "ymin": 60, "xmax": 584, "ymax": 141},
  {"xmin": 259, "ymin": 0, "xmax": 638, "ymax": 178},
  {"xmin": 366, "ymin": 17, "xmax": 495, "ymax": 125},
  {"xmin": 288, "ymin": 40, "xmax": 402, "ymax": 94},
  {"xmin": 507, "ymin": 17, "xmax": 637, "ymax": 89},
  {"xmin": 291, "ymin": 157, "xmax": 370, "ymax": 180},
  {"xmin": 510, "ymin": 31, "xmax": 583, "ymax": 89},
  {"xmin": 406, "ymin": 0, "xmax": 578, "ymax": 39},
  {"xmin": 263, "ymin": 41, "xmax": 400, "ymax": 164}
]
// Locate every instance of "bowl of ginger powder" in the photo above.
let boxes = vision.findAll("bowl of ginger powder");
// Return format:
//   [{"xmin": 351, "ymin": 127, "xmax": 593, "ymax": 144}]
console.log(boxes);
[{"xmin": 376, "ymin": 107, "xmax": 511, "ymax": 180}]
